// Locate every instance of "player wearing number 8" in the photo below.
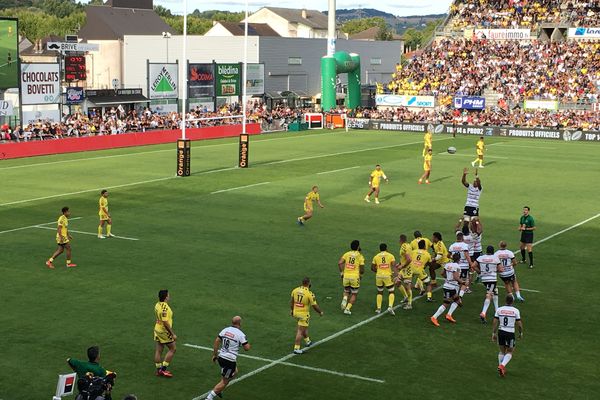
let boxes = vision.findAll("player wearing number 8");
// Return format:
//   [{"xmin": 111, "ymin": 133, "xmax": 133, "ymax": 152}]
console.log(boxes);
[
  {"xmin": 371, "ymin": 243, "xmax": 398, "ymax": 315},
  {"xmin": 291, "ymin": 277, "xmax": 323, "ymax": 354},
  {"xmin": 207, "ymin": 316, "xmax": 251, "ymax": 400},
  {"xmin": 492, "ymin": 295, "xmax": 523, "ymax": 377}
]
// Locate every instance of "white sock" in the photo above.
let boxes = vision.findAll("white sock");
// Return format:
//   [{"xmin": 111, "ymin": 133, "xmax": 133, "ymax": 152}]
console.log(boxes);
[
  {"xmin": 207, "ymin": 391, "xmax": 216, "ymax": 400},
  {"xmin": 433, "ymin": 305, "xmax": 446, "ymax": 319},
  {"xmin": 493, "ymin": 295, "xmax": 499, "ymax": 310},
  {"xmin": 448, "ymin": 302, "xmax": 459, "ymax": 315},
  {"xmin": 482, "ymin": 298, "xmax": 491, "ymax": 315},
  {"xmin": 459, "ymin": 289, "xmax": 465, "ymax": 297},
  {"xmin": 515, "ymin": 290, "xmax": 522, "ymax": 298},
  {"xmin": 498, "ymin": 352, "xmax": 504, "ymax": 364},
  {"xmin": 501, "ymin": 353, "xmax": 513, "ymax": 366}
]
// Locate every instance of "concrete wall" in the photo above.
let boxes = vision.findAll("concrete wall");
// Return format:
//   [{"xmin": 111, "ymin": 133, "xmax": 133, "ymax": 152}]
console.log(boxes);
[{"xmin": 86, "ymin": 40, "xmax": 122, "ymax": 89}]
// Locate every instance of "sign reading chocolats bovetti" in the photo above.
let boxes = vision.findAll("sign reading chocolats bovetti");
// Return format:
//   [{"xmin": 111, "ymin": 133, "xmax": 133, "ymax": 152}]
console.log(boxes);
[{"xmin": 20, "ymin": 63, "xmax": 60, "ymax": 105}]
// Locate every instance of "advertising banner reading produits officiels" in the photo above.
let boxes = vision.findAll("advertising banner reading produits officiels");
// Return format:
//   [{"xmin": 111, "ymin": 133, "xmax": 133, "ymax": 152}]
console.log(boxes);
[
  {"xmin": 148, "ymin": 63, "xmax": 178, "ymax": 99},
  {"xmin": 346, "ymin": 118, "xmax": 600, "ymax": 142},
  {"xmin": 20, "ymin": 63, "xmax": 60, "ymax": 105},
  {"xmin": 188, "ymin": 63, "xmax": 214, "ymax": 98},
  {"xmin": 216, "ymin": 63, "xmax": 241, "ymax": 97}
]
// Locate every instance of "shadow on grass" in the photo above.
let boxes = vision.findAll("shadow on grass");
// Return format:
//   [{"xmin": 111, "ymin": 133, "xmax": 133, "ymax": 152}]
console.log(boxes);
[
  {"xmin": 429, "ymin": 175, "xmax": 453, "ymax": 184},
  {"xmin": 380, "ymin": 192, "xmax": 406, "ymax": 201}
]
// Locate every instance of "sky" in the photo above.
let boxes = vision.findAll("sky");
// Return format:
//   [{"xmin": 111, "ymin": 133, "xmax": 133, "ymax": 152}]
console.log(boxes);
[{"xmin": 82, "ymin": 0, "xmax": 453, "ymax": 16}]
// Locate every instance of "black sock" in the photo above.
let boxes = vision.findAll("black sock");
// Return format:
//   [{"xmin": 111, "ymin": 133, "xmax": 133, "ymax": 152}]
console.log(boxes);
[
  {"xmin": 529, "ymin": 252, "xmax": 533, "ymax": 266},
  {"xmin": 521, "ymin": 249, "xmax": 526, "ymax": 261}
]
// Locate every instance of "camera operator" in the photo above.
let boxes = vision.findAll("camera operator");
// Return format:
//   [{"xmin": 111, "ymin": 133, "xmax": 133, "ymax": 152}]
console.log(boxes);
[{"xmin": 67, "ymin": 346, "xmax": 116, "ymax": 400}]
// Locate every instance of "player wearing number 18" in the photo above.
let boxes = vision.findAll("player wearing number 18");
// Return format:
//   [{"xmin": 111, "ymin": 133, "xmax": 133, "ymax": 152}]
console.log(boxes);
[
  {"xmin": 291, "ymin": 277, "xmax": 323, "ymax": 354},
  {"xmin": 492, "ymin": 295, "xmax": 523, "ymax": 377},
  {"xmin": 339, "ymin": 240, "xmax": 365, "ymax": 315},
  {"xmin": 206, "ymin": 316, "xmax": 251, "ymax": 400}
]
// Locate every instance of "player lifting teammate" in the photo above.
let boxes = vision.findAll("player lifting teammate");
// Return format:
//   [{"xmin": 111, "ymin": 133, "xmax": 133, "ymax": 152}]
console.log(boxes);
[
  {"xmin": 46, "ymin": 206, "xmax": 77, "ymax": 269},
  {"xmin": 430, "ymin": 253, "xmax": 464, "ymax": 326},
  {"xmin": 339, "ymin": 240, "xmax": 365, "ymax": 315},
  {"xmin": 371, "ymin": 243, "xmax": 398, "ymax": 315},
  {"xmin": 448, "ymin": 232, "xmax": 472, "ymax": 299},
  {"xmin": 364, "ymin": 164, "xmax": 388, "ymax": 204},
  {"xmin": 297, "ymin": 186, "xmax": 324, "ymax": 226}
]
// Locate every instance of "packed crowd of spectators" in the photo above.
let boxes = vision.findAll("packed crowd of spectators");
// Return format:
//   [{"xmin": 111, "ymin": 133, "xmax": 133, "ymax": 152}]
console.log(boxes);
[
  {"xmin": 0, "ymin": 102, "xmax": 304, "ymax": 142},
  {"xmin": 350, "ymin": 107, "xmax": 600, "ymax": 130},
  {"xmin": 450, "ymin": 0, "xmax": 562, "ymax": 31},
  {"xmin": 565, "ymin": 0, "xmax": 600, "ymax": 26},
  {"xmin": 389, "ymin": 39, "xmax": 600, "ymax": 104}
]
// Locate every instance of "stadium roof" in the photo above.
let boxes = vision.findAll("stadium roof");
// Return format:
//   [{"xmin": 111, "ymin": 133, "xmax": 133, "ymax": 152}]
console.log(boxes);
[
  {"xmin": 263, "ymin": 7, "xmax": 328, "ymax": 30},
  {"xmin": 78, "ymin": 5, "xmax": 175, "ymax": 40},
  {"xmin": 217, "ymin": 22, "xmax": 280, "ymax": 37}
]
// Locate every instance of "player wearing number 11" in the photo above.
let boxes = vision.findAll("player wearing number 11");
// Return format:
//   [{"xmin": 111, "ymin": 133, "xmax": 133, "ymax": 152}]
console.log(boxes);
[{"xmin": 291, "ymin": 277, "xmax": 323, "ymax": 354}]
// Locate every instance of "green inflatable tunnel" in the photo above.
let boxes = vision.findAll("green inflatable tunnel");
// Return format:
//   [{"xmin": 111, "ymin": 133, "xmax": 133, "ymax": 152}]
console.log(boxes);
[{"xmin": 321, "ymin": 51, "xmax": 361, "ymax": 112}]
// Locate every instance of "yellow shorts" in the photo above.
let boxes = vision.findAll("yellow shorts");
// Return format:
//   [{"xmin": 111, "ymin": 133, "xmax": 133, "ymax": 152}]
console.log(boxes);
[
  {"xmin": 399, "ymin": 268, "xmax": 413, "ymax": 281},
  {"xmin": 477, "ymin": 151, "xmax": 484, "ymax": 157},
  {"xmin": 376, "ymin": 276, "xmax": 394, "ymax": 287},
  {"xmin": 413, "ymin": 267, "xmax": 431, "ymax": 283},
  {"xmin": 154, "ymin": 330, "xmax": 175, "ymax": 344},
  {"xmin": 423, "ymin": 164, "xmax": 431, "ymax": 171},
  {"xmin": 56, "ymin": 237, "xmax": 70, "ymax": 245},
  {"xmin": 99, "ymin": 212, "xmax": 109, "ymax": 221},
  {"xmin": 303, "ymin": 205, "xmax": 313, "ymax": 213},
  {"xmin": 294, "ymin": 313, "xmax": 310, "ymax": 327},
  {"xmin": 371, "ymin": 183, "xmax": 380, "ymax": 189},
  {"xmin": 343, "ymin": 276, "xmax": 360, "ymax": 289}
]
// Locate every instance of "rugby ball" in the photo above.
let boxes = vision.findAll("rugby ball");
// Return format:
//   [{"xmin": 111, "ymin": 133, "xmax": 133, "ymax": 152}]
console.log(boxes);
[{"xmin": 447, "ymin": 146, "xmax": 457, "ymax": 154}]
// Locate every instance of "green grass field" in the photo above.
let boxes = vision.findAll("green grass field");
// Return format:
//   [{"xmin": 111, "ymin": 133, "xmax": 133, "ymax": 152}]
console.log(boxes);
[
  {"xmin": 1, "ymin": 129, "xmax": 599, "ymax": 400},
  {"xmin": 0, "ymin": 19, "xmax": 18, "ymax": 89}
]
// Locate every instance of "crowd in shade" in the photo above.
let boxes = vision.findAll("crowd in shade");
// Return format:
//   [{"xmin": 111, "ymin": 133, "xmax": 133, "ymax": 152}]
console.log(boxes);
[
  {"xmin": 0, "ymin": 103, "xmax": 302, "ymax": 142},
  {"xmin": 349, "ymin": 107, "xmax": 600, "ymax": 130},
  {"xmin": 388, "ymin": 40, "xmax": 600, "ymax": 104}
]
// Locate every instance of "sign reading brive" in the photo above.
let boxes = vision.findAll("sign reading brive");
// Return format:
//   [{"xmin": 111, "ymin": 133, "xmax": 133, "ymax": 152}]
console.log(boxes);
[
  {"xmin": 149, "ymin": 63, "xmax": 178, "ymax": 99},
  {"xmin": 176, "ymin": 139, "xmax": 191, "ymax": 177},
  {"xmin": 21, "ymin": 63, "xmax": 61, "ymax": 105},
  {"xmin": 239, "ymin": 134, "xmax": 249, "ymax": 168},
  {"xmin": 216, "ymin": 63, "xmax": 241, "ymax": 97}
]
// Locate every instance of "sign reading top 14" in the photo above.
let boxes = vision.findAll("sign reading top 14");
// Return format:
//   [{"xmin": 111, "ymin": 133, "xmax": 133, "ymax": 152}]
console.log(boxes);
[{"xmin": 216, "ymin": 64, "xmax": 240, "ymax": 97}]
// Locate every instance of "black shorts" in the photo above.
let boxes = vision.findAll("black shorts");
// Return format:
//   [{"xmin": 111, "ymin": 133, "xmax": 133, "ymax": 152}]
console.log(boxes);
[
  {"xmin": 483, "ymin": 281, "xmax": 497, "ymax": 293},
  {"xmin": 459, "ymin": 269, "xmax": 469, "ymax": 279},
  {"xmin": 443, "ymin": 288, "xmax": 458, "ymax": 299},
  {"xmin": 463, "ymin": 206, "xmax": 479, "ymax": 218},
  {"xmin": 58, "ymin": 242, "xmax": 68, "ymax": 248},
  {"xmin": 520, "ymin": 231, "xmax": 534, "ymax": 244},
  {"xmin": 498, "ymin": 330, "xmax": 516, "ymax": 348},
  {"xmin": 501, "ymin": 274, "xmax": 515, "ymax": 283},
  {"xmin": 472, "ymin": 252, "xmax": 482, "ymax": 260},
  {"xmin": 218, "ymin": 357, "xmax": 237, "ymax": 379}
]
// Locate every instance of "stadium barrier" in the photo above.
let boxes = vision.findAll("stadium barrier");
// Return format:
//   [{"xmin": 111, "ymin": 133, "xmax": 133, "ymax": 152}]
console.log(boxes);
[
  {"xmin": 346, "ymin": 119, "xmax": 600, "ymax": 142},
  {"xmin": 0, "ymin": 123, "xmax": 261, "ymax": 159}
]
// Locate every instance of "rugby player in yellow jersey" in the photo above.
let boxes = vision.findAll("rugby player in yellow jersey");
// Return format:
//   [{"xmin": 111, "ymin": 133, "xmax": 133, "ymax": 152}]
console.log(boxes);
[
  {"xmin": 338, "ymin": 240, "xmax": 365, "ymax": 315},
  {"xmin": 46, "ymin": 206, "xmax": 76, "ymax": 269},
  {"xmin": 97, "ymin": 189, "xmax": 114, "ymax": 239},
  {"xmin": 418, "ymin": 148, "xmax": 433, "ymax": 184},
  {"xmin": 364, "ymin": 164, "xmax": 388, "ymax": 204},
  {"xmin": 371, "ymin": 243, "xmax": 398, "ymax": 315},
  {"xmin": 423, "ymin": 130, "xmax": 432, "ymax": 156},
  {"xmin": 290, "ymin": 277, "xmax": 323, "ymax": 354},
  {"xmin": 471, "ymin": 136, "xmax": 485, "ymax": 168},
  {"xmin": 154, "ymin": 289, "xmax": 177, "ymax": 378},
  {"xmin": 403, "ymin": 240, "xmax": 433, "ymax": 309},
  {"xmin": 397, "ymin": 234, "xmax": 413, "ymax": 304},
  {"xmin": 410, "ymin": 231, "xmax": 433, "ymax": 293},
  {"xmin": 297, "ymin": 186, "xmax": 324, "ymax": 225},
  {"xmin": 431, "ymin": 231, "xmax": 450, "ymax": 289}
]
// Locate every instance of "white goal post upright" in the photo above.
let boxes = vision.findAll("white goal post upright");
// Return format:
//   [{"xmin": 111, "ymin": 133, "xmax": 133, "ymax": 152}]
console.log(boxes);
[
  {"xmin": 176, "ymin": 0, "xmax": 191, "ymax": 177},
  {"xmin": 239, "ymin": 0, "xmax": 250, "ymax": 168}
]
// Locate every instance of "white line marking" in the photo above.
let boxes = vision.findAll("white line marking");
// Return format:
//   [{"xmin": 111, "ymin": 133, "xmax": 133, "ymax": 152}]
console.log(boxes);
[
  {"xmin": 34, "ymin": 226, "xmax": 139, "ymax": 241},
  {"xmin": 183, "ymin": 344, "xmax": 384, "ymax": 384},
  {"xmin": 191, "ymin": 289, "xmax": 438, "ymax": 400},
  {"xmin": 316, "ymin": 166, "xmax": 360, "ymax": 175},
  {"xmin": 438, "ymin": 153, "xmax": 509, "ymax": 160},
  {"xmin": 0, "ymin": 132, "xmax": 341, "ymax": 171},
  {"xmin": 210, "ymin": 181, "xmax": 270, "ymax": 195},
  {"xmin": 0, "ymin": 217, "xmax": 82, "ymax": 235},
  {"xmin": 265, "ymin": 137, "xmax": 453, "ymax": 165},
  {"xmin": 532, "ymin": 212, "xmax": 600, "ymax": 248},
  {"xmin": 488, "ymin": 143, "xmax": 556, "ymax": 150}
]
